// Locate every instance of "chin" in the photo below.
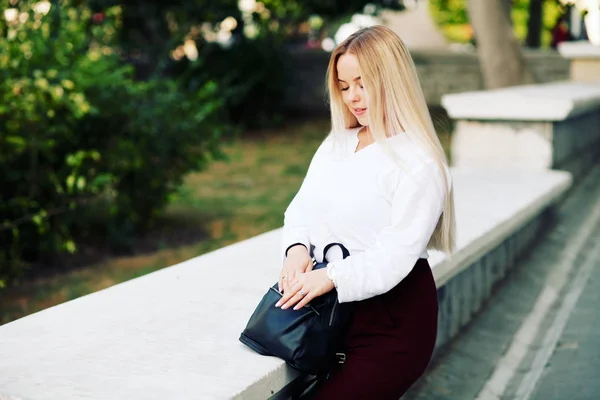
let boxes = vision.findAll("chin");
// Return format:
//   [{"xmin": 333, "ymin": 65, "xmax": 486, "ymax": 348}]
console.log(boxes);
[{"xmin": 357, "ymin": 117, "xmax": 369, "ymax": 126}]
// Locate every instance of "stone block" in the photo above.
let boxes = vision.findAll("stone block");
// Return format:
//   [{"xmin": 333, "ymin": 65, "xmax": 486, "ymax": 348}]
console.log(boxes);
[
  {"xmin": 451, "ymin": 120, "xmax": 554, "ymax": 170},
  {"xmin": 460, "ymin": 269, "xmax": 473, "ymax": 327},
  {"xmin": 435, "ymin": 285, "xmax": 450, "ymax": 350},
  {"xmin": 443, "ymin": 82, "xmax": 600, "ymax": 181},
  {"xmin": 472, "ymin": 259, "xmax": 484, "ymax": 314}
]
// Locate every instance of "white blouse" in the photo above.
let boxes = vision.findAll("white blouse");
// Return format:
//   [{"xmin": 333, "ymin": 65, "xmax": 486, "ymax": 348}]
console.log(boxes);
[{"xmin": 281, "ymin": 126, "xmax": 449, "ymax": 303}]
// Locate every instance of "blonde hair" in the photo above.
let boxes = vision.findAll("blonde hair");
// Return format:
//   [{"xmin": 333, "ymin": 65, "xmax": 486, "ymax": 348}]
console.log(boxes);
[{"xmin": 326, "ymin": 25, "xmax": 456, "ymax": 255}]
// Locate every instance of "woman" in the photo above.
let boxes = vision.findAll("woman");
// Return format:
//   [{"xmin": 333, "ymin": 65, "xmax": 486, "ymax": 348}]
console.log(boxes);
[{"xmin": 275, "ymin": 25, "xmax": 456, "ymax": 399}]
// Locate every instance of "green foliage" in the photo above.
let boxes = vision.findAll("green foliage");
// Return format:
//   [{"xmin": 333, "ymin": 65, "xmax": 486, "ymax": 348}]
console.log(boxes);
[
  {"xmin": 0, "ymin": 0, "xmax": 412, "ymax": 287},
  {"xmin": 85, "ymin": 0, "xmax": 288, "ymax": 129},
  {"xmin": 259, "ymin": 0, "xmax": 405, "ymax": 23},
  {"xmin": 429, "ymin": 0, "xmax": 565, "ymax": 47},
  {"xmin": 0, "ymin": 0, "xmax": 227, "ymax": 286},
  {"xmin": 88, "ymin": 0, "xmax": 404, "ymax": 129},
  {"xmin": 176, "ymin": 33, "xmax": 289, "ymax": 129},
  {"xmin": 429, "ymin": 0, "xmax": 469, "ymax": 26}
]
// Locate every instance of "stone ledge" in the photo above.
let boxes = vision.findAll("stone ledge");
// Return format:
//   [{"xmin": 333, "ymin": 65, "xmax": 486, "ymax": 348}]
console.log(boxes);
[
  {"xmin": 0, "ymin": 169, "xmax": 572, "ymax": 400},
  {"xmin": 430, "ymin": 168, "xmax": 571, "ymax": 287},
  {"xmin": 441, "ymin": 82, "xmax": 600, "ymax": 121},
  {"xmin": 558, "ymin": 41, "xmax": 600, "ymax": 59}
]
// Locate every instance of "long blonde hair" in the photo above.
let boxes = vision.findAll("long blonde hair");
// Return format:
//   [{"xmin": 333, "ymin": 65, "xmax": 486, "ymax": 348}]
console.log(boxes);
[{"xmin": 326, "ymin": 25, "xmax": 456, "ymax": 255}]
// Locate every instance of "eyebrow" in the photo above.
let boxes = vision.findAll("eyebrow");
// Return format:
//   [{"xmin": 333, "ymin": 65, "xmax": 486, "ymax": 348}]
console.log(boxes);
[{"xmin": 337, "ymin": 76, "xmax": 361, "ymax": 83}]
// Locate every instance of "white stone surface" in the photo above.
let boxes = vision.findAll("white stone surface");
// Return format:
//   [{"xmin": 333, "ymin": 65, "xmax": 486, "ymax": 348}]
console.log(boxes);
[
  {"xmin": 0, "ymin": 169, "xmax": 572, "ymax": 400},
  {"xmin": 558, "ymin": 41, "xmax": 600, "ymax": 59},
  {"xmin": 431, "ymin": 168, "xmax": 571, "ymax": 286},
  {"xmin": 450, "ymin": 120, "xmax": 554, "ymax": 170},
  {"xmin": 441, "ymin": 82, "xmax": 600, "ymax": 121}
]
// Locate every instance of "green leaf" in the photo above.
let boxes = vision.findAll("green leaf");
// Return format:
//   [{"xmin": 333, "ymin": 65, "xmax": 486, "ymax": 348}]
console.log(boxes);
[
  {"xmin": 5, "ymin": 136, "xmax": 27, "ymax": 151},
  {"xmin": 32, "ymin": 214, "xmax": 43, "ymax": 226},
  {"xmin": 76, "ymin": 176, "xmax": 86, "ymax": 190},
  {"xmin": 64, "ymin": 240, "xmax": 77, "ymax": 254},
  {"xmin": 66, "ymin": 175, "xmax": 76, "ymax": 192},
  {"xmin": 92, "ymin": 173, "xmax": 113, "ymax": 187}
]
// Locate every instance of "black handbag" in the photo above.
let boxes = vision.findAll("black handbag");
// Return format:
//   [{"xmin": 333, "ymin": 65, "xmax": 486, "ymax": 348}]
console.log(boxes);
[{"xmin": 239, "ymin": 243, "xmax": 354, "ymax": 376}]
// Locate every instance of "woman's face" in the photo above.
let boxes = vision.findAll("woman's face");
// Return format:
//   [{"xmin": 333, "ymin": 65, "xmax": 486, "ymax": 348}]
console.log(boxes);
[{"xmin": 336, "ymin": 53, "xmax": 369, "ymax": 126}]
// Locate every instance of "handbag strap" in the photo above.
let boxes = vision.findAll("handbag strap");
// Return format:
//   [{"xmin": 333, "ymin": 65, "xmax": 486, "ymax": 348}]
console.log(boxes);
[{"xmin": 322, "ymin": 242, "xmax": 350, "ymax": 263}]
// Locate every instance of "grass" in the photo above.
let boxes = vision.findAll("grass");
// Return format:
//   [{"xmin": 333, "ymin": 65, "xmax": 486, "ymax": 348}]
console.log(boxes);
[{"xmin": 0, "ymin": 113, "xmax": 452, "ymax": 325}]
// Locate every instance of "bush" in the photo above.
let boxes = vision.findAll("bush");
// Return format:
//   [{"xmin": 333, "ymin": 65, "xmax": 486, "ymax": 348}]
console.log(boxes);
[
  {"xmin": 0, "ymin": 0, "xmax": 227, "ymax": 286},
  {"xmin": 180, "ymin": 34, "xmax": 289, "ymax": 129}
]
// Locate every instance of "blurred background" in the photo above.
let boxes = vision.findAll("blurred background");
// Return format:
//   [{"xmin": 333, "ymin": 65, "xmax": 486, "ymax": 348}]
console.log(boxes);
[{"xmin": 0, "ymin": 0, "xmax": 594, "ymax": 324}]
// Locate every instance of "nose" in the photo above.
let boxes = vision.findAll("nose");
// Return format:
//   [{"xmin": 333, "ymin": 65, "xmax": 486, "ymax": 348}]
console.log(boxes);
[{"xmin": 348, "ymin": 87, "xmax": 360, "ymax": 103}]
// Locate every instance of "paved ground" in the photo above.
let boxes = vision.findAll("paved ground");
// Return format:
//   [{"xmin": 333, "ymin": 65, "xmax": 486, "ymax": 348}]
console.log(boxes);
[
  {"xmin": 527, "ymin": 232, "xmax": 600, "ymax": 400},
  {"xmin": 404, "ymin": 164, "xmax": 600, "ymax": 400}
]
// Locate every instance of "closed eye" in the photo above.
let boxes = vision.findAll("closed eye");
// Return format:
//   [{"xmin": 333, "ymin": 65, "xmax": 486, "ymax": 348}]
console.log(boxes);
[{"xmin": 341, "ymin": 85, "xmax": 363, "ymax": 91}]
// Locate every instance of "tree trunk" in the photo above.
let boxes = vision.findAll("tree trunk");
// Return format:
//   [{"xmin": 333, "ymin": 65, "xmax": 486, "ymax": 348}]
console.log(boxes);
[
  {"xmin": 468, "ymin": 0, "xmax": 534, "ymax": 89},
  {"xmin": 499, "ymin": 0, "xmax": 513, "ymax": 25},
  {"xmin": 526, "ymin": 0, "xmax": 544, "ymax": 48}
]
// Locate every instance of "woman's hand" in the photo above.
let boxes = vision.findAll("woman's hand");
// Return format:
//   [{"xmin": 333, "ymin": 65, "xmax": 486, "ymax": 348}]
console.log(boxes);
[
  {"xmin": 279, "ymin": 245, "xmax": 313, "ymax": 294},
  {"xmin": 276, "ymin": 269, "xmax": 335, "ymax": 311}
]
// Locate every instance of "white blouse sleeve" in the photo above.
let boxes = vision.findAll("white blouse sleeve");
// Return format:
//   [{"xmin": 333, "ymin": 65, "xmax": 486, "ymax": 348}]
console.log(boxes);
[
  {"xmin": 281, "ymin": 186, "xmax": 311, "ymax": 262},
  {"xmin": 332, "ymin": 161, "xmax": 447, "ymax": 303},
  {"xmin": 280, "ymin": 136, "xmax": 331, "ymax": 262}
]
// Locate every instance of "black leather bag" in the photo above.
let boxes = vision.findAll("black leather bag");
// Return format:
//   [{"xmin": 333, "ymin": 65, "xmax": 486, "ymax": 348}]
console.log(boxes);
[{"xmin": 239, "ymin": 243, "xmax": 353, "ymax": 375}]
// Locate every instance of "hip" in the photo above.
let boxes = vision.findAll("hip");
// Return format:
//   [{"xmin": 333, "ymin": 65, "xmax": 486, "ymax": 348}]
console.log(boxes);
[{"xmin": 344, "ymin": 258, "xmax": 439, "ymax": 352}]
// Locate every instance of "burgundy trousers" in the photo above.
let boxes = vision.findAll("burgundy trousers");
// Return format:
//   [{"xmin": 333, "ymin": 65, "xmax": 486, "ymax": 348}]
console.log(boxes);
[{"xmin": 310, "ymin": 258, "xmax": 438, "ymax": 400}]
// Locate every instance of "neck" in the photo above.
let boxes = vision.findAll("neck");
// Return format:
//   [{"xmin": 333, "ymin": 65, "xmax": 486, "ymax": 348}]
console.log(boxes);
[{"xmin": 358, "ymin": 126, "xmax": 374, "ymax": 143}]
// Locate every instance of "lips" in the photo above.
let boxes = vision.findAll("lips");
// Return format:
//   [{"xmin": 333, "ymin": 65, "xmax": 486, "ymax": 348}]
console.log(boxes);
[{"xmin": 353, "ymin": 108, "xmax": 366, "ymax": 116}]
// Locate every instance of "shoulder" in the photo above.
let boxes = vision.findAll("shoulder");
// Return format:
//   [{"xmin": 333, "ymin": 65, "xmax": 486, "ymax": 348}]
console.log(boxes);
[
  {"xmin": 389, "ymin": 134, "xmax": 431, "ymax": 167},
  {"xmin": 386, "ymin": 134, "xmax": 451, "ymax": 191},
  {"xmin": 315, "ymin": 127, "xmax": 360, "ymax": 156}
]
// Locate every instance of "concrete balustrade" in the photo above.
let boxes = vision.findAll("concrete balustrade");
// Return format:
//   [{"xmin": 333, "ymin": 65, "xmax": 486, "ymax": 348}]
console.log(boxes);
[
  {"xmin": 0, "ymin": 167, "xmax": 571, "ymax": 400},
  {"xmin": 558, "ymin": 41, "xmax": 600, "ymax": 83},
  {"xmin": 284, "ymin": 48, "xmax": 569, "ymax": 114},
  {"xmin": 443, "ymin": 82, "xmax": 600, "ymax": 180}
]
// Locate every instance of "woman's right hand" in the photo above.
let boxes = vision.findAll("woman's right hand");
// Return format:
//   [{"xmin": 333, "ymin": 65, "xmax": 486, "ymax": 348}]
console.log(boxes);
[{"xmin": 279, "ymin": 245, "xmax": 313, "ymax": 294}]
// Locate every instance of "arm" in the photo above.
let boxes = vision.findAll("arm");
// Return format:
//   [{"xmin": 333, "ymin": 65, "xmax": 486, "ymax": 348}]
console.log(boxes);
[
  {"xmin": 281, "ymin": 190, "xmax": 311, "ymax": 262},
  {"xmin": 330, "ymin": 161, "xmax": 448, "ymax": 303},
  {"xmin": 280, "ymin": 135, "xmax": 332, "ymax": 262}
]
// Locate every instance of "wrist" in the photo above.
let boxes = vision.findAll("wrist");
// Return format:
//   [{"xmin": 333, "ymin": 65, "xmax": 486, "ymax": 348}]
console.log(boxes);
[
  {"xmin": 326, "ymin": 263, "xmax": 338, "ymax": 288},
  {"xmin": 318, "ymin": 268, "xmax": 335, "ymax": 291},
  {"xmin": 286, "ymin": 243, "xmax": 308, "ymax": 257}
]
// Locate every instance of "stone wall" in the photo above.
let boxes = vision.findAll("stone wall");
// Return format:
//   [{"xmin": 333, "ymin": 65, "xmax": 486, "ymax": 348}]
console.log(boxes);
[
  {"xmin": 435, "ymin": 210, "xmax": 551, "ymax": 352},
  {"xmin": 442, "ymin": 82, "xmax": 600, "ymax": 181},
  {"xmin": 553, "ymin": 110, "xmax": 600, "ymax": 177},
  {"xmin": 283, "ymin": 48, "xmax": 570, "ymax": 114}
]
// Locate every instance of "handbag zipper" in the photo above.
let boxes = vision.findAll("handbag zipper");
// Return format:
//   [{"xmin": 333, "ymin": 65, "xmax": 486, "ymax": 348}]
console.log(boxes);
[
  {"xmin": 329, "ymin": 300, "xmax": 338, "ymax": 326},
  {"xmin": 269, "ymin": 287, "xmax": 320, "ymax": 315}
]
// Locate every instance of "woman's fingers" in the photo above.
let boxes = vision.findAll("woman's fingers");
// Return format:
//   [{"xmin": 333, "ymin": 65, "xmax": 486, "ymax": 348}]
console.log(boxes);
[
  {"xmin": 276, "ymin": 277, "xmax": 316, "ymax": 310},
  {"xmin": 304, "ymin": 257, "xmax": 315, "ymax": 273},
  {"xmin": 280, "ymin": 287, "xmax": 307, "ymax": 310},
  {"xmin": 292, "ymin": 291, "xmax": 315, "ymax": 310},
  {"xmin": 285, "ymin": 271, "xmax": 297, "ymax": 293},
  {"xmin": 276, "ymin": 280, "xmax": 302, "ymax": 308},
  {"xmin": 279, "ymin": 271, "xmax": 289, "ymax": 293},
  {"xmin": 278, "ymin": 272, "xmax": 287, "ymax": 293}
]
